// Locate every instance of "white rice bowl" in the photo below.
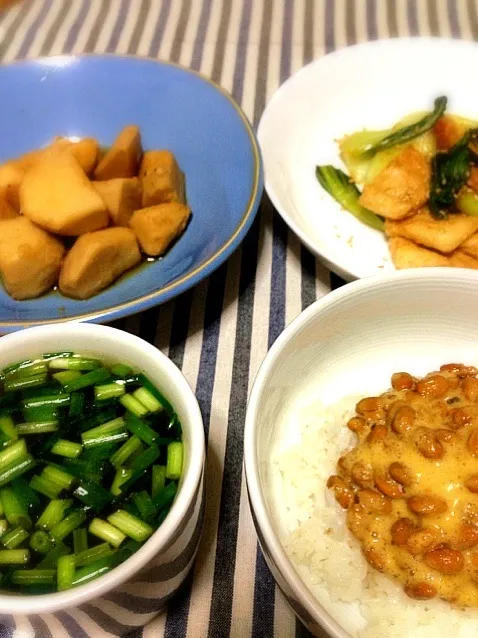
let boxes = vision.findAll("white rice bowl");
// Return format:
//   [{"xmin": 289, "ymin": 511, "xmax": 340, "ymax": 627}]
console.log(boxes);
[{"xmin": 271, "ymin": 396, "xmax": 478, "ymax": 638}]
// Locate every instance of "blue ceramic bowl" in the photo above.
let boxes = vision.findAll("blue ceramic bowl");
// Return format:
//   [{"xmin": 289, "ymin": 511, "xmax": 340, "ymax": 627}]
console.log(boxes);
[{"xmin": 0, "ymin": 55, "xmax": 262, "ymax": 332}]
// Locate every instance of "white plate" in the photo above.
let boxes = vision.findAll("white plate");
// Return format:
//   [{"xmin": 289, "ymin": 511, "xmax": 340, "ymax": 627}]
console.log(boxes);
[{"xmin": 258, "ymin": 38, "xmax": 478, "ymax": 281}]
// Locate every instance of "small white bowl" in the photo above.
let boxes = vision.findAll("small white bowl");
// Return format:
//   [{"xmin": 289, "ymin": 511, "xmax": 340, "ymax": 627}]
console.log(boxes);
[
  {"xmin": 0, "ymin": 323, "xmax": 205, "ymax": 634},
  {"xmin": 245, "ymin": 268, "xmax": 478, "ymax": 637}
]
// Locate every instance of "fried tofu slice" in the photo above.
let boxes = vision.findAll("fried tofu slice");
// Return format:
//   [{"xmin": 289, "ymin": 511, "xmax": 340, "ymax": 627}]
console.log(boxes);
[
  {"xmin": 0, "ymin": 217, "xmax": 64, "ymax": 299},
  {"xmin": 9, "ymin": 149, "xmax": 45, "ymax": 173},
  {"xmin": 53, "ymin": 137, "xmax": 100, "ymax": 174},
  {"xmin": 385, "ymin": 208, "xmax": 478, "ymax": 254},
  {"xmin": 0, "ymin": 193, "xmax": 18, "ymax": 220},
  {"xmin": 139, "ymin": 150, "xmax": 185, "ymax": 207},
  {"xmin": 0, "ymin": 163, "xmax": 24, "ymax": 211},
  {"xmin": 359, "ymin": 146, "xmax": 430, "ymax": 219},
  {"xmin": 460, "ymin": 232, "xmax": 478, "ymax": 259},
  {"xmin": 449, "ymin": 249, "xmax": 478, "ymax": 270},
  {"xmin": 94, "ymin": 125, "xmax": 142, "ymax": 180},
  {"xmin": 92, "ymin": 177, "xmax": 142, "ymax": 227},
  {"xmin": 20, "ymin": 149, "xmax": 108, "ymax": 236},
  {"xmin": 388, "ymin": 236, "xmax": 449, "ymax": 269},
  {"xmin": 129, "ymin": 202, "xmax": 190, "ymax": 256},
  {"xmin": 6, "ymin": 137, "xmax": 100, "ymax": 177},
  {"xmin": 59, "ymin": 227, "xmax": 141, "ymax": 299}
]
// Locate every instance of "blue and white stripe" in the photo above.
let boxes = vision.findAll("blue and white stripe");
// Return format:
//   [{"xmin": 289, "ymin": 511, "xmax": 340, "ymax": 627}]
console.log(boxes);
[{"xmin": 0, "ymin": 0, "xmax": 474, "ymax": 636}]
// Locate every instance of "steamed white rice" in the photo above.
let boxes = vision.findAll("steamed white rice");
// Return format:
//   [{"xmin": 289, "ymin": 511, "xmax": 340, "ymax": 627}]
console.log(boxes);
[{"xmin": 272, "ymin": 398, "xmax": 478, "ymax": 637}]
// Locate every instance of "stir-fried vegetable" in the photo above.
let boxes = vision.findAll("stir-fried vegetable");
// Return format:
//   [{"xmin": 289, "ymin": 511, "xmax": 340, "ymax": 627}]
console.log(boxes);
[
  {"xmin": 429, "ymin": 129, "xmax": 478, "ymax": 219},
  {"xmin": 340, "ymin": 96, "xmax": 447, "ymax": 158},
  {"xmin": 315, "ymin": 166, "xmax": 385, "ymax": 231},
  {"xmin": 0, "ymin": 352, "xmax": 183, "ymax": 593}
]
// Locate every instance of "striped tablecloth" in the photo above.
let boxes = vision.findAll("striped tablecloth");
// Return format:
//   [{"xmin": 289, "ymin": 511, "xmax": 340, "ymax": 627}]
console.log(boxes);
[{"xmin": 0, "ymin": 1, "xmax": 475, "ymax": 636}]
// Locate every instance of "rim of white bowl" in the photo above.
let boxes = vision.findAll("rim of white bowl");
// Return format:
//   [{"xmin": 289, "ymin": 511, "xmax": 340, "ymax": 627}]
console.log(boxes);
[
  {"xmin": 244, "ymin": 267, "xmax": 478, "ymax": 637},
  {"xmin": 257, "ymin": 36, "xmax": 477, "ymax": 281},
  {"xmin": 0, "ymin": 323, "xmax": 205, "ymax": 615}
]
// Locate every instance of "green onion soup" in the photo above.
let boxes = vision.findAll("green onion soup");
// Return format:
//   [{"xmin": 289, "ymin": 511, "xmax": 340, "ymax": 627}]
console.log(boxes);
[{"xmin": 0, "ymin": 352, "xmax": 183, "ymax": 593}]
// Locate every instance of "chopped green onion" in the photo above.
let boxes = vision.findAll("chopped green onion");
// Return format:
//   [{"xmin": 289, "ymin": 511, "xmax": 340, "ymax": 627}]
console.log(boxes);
[
  {"xmin": 133, "ymin": 491, "xmax": 157, "ymax": 524},
  {"xmin": 89, "ymin": 518, "xmax": 125, "ymax": 547},
  {"xmin": 120, "ymin": 394, "xmax": 149, "ymax": 418},
  {"xmin": 6, "ymin": 362, "xmax": 48, "ymax": 380},
  {"xmin": 41, "ymin": 466, "xmax": 75, "ymax": 491},
  {"xmin": 4, "ymin": 359, "xmax": 46, "ymax": 377},
  {"xmin": 133, "ymin": 387, "xmax": 163, "ymax": 413},
  {"xmin": 0, "ymin": 549, "xmax": 29, "ymax": 564},
  {"xmin": 110, "ymin": 468, "xmax": 132, "ymax": 496},
  {"xmin": 0, "ymin": 486, "xmax": 31, "ymax": 529},
  {"xmin": 0, "ymin": 416, "xmax": 18, "ymax": 441},
  {"xmin": 53, "ymin": 370, "xmax": 82, "ymax": 385},
  {"xmin": 152, "ymin": 465, "xmax": 166, "ymax": 498},
  {"xmin": 23, "ymin": 405, "xmax": 58, "ymax": 423},
  {"xmin": 38, "ymin": 543, "xmax": 69, "ymax": 568},
  {"xmin": 166, "ymin": 412, "xmax": 182, "ymax": 439},
  {"xmin": 71, "ymin": 553, "xmax": 116, "ymax": 587},
  {"xmin": 0, "ymin": 351, "xmax": 182, "ymax": 593},
  {"xmin": 153, "ymin": 482, "xmax": 178, "ymax": 511},
  {"xmin": 57, "ymin": 554, "xmax": 75, "ymax": 591},
  {"xmin": 81, "ymin": 417, "xmax": 127, "ymax": 449},
  {"xmin": 3, "ymin": 359, "xmax": 33, "ymax": 374},
  {"xmin": 29, "ymin": 530, "xmax": 53, "ymax": 554},
  {"xmin": 36, "ymin": 499, "xmax": 72, "ymax": 531},
  {"xmin": 166, "ymin": 442, "xmax": 183, "ymax": 480},
  {"xmin": 77, "ymin": 408, "xmax": 117, "ymax": 434},
  {"xmin": 22, "ymin": 394, "xmax": 69, "ymax": 410},
  {"xmin": 73, "ymin": 527, "xmax": 88, "ymax": 554},
  {"xmin": 42, "ymin": 352, "xmax": 74, "ymax": 361},
  {"xmin": 124, "ymin": 414, "xmax": 158, "ymax": 446},
  {"xmin": 110, "ymin": 363, "xmax": 133, "ymax": 378},
  {"xmin": 0, "ymin": 439, "xmax": 27, "ymax": 471},
  {"xmin": 81, "ymin": 416, "xmax": 125, "ymax": 439},
  {"xmin": 11, "ymin": 568, "xmax": 54, "ymax": 584},
  {"xmin": 48, "ymin": 357, "xmax": 101, "ymax": 371},
  {"xmin": 81, "ymin": 441, "xmax": 117, "ymax": 461},
  {"xmin": 4, "ymin": 374, "xmax": 48, "ymax": 392},
  {"xmin": 16, "ymin": 421, "xmax": 59, "ymax": 435},
  {"xmin": 75, "ymin": 542, "xmax": 113, "ymax": 567},
  {"xmin": 136, "ymin": 374, "xmax": 174, "ymax": 413},
  {"xmin": 1, "ymin": 525, "xmax": 29, "ymax": 549},
  {"xmin": 30, "ymin": 475, "xmax": 62, "ymax": 500},
  {"xmin": 62, "ymin": 368, "xmax": 110, "ymax": 393},
  {"xmin": 0, "ymin": 432, "xmax": 10, "ymax": 448},
  {"xmin": 12, "ymin": 477, "xmax": 41, "ymax": 514},
  {"xmin": 14, "ymin": 361, "xmax": 49, "ymax": 377},
  {"xmin": 73, "ymin": 479, "xmax": 113, "ymax": 512},
  {"xmin": 110, "ymin": 435, "xmax": 142, "ymax": 469},
  {"xmin": 107, "ymin": 510, "xmax": 153, "ymax": 542},
  {"xmin": 50, "ymin": 510, "xmax": 87, "ymax": 542},
  {"xmin": 94, "ymin": 383, "xmax": 125, "ymax": 401},
  {"xmin": 22, "ymin": 386, "xmax": 64, "ymax": 399},
  {"xmin": 69, "ymin": 392, "xmax": 85, "ymax": 418},
  {"xmin": 51, "ymin": 439, "xmax": 83, "ymax": 459},
  {"xmin": 129, "ymin": 446, "xmax": 160, "ymax": 475},
  {"xmin": 63, "ymin": 458, "xmax": 102, "ymax": 483},
  {"xmin": 0, "ymin": 456, "xmax": 36, "ymax": 487},
  {"xmin": 82, "ymin": 432, "xmax": 128, "ymax": 449}
]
